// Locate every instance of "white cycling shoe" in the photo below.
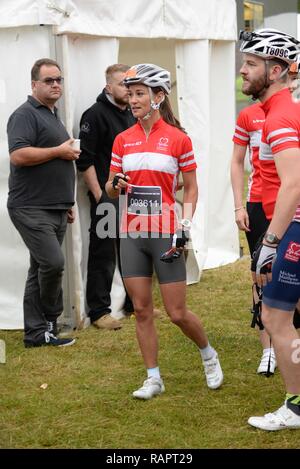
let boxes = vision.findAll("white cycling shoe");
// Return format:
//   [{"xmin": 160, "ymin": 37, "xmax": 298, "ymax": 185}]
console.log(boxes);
[
  {"xmin": 132, "ymin": 377, "xmax": 165, "ymax": 400},
  {"xmin": 248, "ymin": 403, "xmax": 300, "ymax": 431},
  {"xmin": 257, "ymin": 348, "xmax": 277, "ymax": 376},
  {"xmin": 202, "ymin": 353, "xmax": 223, "ymax": 390}
]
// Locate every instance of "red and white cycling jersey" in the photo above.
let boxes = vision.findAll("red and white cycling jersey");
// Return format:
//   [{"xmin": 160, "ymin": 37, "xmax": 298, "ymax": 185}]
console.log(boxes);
[
  {"xmin": 110, "ymin": 118, "xmax": 197, "ymax": 234},
  {"xmin": 232, "ymin": 102, "xmax": 265, "ymax": 202},
  {"xmin": 260, "ymin": 88, "xmax": 300, "ymax": 221}
]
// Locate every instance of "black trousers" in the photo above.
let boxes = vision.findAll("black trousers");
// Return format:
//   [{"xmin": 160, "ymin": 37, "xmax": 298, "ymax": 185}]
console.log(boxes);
[
  {"xmin": 86, "ymin": 191, "xmax": 133, "ymax": 322},
  {"xmin": 246, "ymin": 202, "xmax": 269, "ymax": 256},
  {"xmin": 8, "ymin": 208, "xmax": 68, "ymax": 342}
]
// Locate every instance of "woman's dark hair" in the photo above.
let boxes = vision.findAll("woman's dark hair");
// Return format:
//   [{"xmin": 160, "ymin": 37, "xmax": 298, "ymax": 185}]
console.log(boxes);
[{"xmin": 152, "ymin": 87, "xmax": 186, "ymax": 133}]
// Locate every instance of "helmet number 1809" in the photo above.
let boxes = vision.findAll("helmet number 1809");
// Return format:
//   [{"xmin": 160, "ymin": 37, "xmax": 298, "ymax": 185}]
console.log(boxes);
[{"xmin": 264, "ymin": 46, "xmax": 289, "ymax": 58}]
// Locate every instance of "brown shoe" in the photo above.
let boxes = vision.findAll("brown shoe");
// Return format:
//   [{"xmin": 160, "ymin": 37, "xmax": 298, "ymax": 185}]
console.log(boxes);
[{"xmin": 92, "ymin": 314, "xmax": 122, "ymax": 330}]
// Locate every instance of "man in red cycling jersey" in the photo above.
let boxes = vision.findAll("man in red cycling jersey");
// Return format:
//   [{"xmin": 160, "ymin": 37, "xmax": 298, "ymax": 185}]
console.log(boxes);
[
  {"xmin": 231, "ymin": 58, "xmax": 300, "ymax": 376},
  {"xmin": 105, "ymin": 63, "xmax": 223, "ymax": 399},
  {"xmin": 239, "ymin": 28, "xmax": 300, "ymax": 430},
  {"xmin": 231, "ymin": 102, "xmax": 273, "ymax": 374}
]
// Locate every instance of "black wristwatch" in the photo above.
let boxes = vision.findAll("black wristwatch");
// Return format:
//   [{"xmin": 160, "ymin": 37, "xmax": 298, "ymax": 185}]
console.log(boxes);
[{"xmin": 264, "ymin": 232, "xmax": 281, "ymax": 245}]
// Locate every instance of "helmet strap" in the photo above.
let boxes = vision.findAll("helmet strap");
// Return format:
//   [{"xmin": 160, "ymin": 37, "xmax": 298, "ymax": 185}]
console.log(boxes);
[
  {"xmin": 251, "ymin": 59, "xmax": 288, "ymax": 100},
  {"xmin": 278, "ymin": 66, "xmax": 289, "ymax": 80},
  {"xmin": 150, "ymin": 89, "xmax": 165, "ymax": 110},
  {"xmin": 141, "ymin": 88, "xmax": 164, "ymax": 120},
  {"xmin": 142, "ymin": 110, "xmax": 153, "ymax": 120}
]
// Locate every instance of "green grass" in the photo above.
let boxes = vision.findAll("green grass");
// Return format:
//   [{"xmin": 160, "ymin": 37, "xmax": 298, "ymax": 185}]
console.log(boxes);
[
  {"xmin": 2, "ymin": 173, "xmax": 295, "ymax": 448},
  {"xmin": 0, "ymin": 251, "xmax": 299, "ymax": 448}
]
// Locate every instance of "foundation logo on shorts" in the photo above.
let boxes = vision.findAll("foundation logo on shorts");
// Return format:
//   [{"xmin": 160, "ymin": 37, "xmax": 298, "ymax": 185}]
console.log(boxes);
[{"xmin": 284, "ymin": 241, "xmax": 300, "ymax": 262}]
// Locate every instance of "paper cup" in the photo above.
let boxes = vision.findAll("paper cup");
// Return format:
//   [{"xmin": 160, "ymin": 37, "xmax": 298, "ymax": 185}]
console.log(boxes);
[{"xmin": 71, "ymin": 139, "xmax": 80, "ymax": 150}]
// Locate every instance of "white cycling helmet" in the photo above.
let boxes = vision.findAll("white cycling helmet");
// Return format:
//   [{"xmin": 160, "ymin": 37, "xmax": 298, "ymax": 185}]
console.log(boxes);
[
  {"xmin": 124, "ymin": 63, "xmax": 171, "ymax": 94},
  {"xmin": 240, "ymin": 28, "xmax": 300, "ymax": 65}
]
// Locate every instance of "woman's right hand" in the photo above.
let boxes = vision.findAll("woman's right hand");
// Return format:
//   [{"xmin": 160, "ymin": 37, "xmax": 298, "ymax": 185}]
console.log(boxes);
[{"xmin": 112, "ymin": 173, "xmax": 130, "ymax": 191}]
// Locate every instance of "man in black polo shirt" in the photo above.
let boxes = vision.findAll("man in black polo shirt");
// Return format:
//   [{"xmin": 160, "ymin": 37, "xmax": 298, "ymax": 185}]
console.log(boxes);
[{"xmin": 7, "ymin": 58, "xmax": 80, "ymax": 348}]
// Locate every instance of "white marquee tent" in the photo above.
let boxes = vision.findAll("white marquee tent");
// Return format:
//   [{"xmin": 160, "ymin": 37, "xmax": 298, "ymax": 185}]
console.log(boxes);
[{"xmin": 0, "ymin": 0, "xmax": 239, "ymax": 330}]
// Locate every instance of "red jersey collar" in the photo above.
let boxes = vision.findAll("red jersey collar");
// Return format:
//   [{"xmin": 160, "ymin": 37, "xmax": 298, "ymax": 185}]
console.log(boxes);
[
  {"xmin": 137, "ymin": 117, "xmax": 165, "ymax": 133},
  {"xmin": 261, "ymin": 88, "xmax": 291, "ymax": 116}
]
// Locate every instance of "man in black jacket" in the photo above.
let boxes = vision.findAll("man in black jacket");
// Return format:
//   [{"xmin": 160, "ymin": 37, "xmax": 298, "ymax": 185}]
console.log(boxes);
[{"xmin": 77, "ymin": 64, "xmax": 136, "ymax": 330}]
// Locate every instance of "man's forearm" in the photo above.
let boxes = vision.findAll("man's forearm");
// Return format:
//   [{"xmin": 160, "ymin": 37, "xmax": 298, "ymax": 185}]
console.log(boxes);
[
  {"xmin": 231, "ymin": 160, "xmax": 245, "ymax": 208},
  {"xmin": 10, "ymin": 146, "xmax": 60, "ymax": 166}
]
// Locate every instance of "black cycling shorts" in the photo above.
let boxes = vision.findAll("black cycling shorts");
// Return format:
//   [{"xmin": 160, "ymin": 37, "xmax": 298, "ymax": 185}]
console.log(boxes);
[
  {"xmin": 246, "ymin": 202, "xmax": 269, "ymax": 256},
  {"xmin": 120, "ymin": 233, "xmax": 186, "ymax": 284}
]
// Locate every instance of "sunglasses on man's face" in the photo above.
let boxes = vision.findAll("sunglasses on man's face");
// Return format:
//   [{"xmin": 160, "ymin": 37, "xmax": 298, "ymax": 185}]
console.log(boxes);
[{"xmin": 38, "ymin": 77, "xmax": 64, "ymax": 86}]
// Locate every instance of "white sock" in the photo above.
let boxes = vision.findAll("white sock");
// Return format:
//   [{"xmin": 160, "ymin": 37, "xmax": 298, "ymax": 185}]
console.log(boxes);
[
  {"xmin": 147, "ymin": 367, "xmax": 161, "ymax": 379},
  {"xmin": 199, "ymin": 343, "xmax": 216, "ymax": 361},
  {"xmin": 263, "ymin": 347, "xmax": 275, "ymax": 355}
]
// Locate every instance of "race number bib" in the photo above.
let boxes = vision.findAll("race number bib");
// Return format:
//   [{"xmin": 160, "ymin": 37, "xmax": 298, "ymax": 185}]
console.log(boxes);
[{"xmin": 127, "ymin": 185, "xmax": 162, "ymax": 215}]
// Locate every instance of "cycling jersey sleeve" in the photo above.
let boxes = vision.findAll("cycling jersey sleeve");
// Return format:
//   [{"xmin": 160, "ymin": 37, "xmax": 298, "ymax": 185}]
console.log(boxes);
[
  {"xmin": 232, "ymin": 108, "xmax": 249, "ymax": 147},
  {"xmin": 178, "ymin": 134, "xmax": 197, "ymax": 172},
  {"xmin": 110, "ymin": 134, "xmax": 124, "ymax": 173},
  {"xmin": 265, "ymin": 117, "xmax": 300, "ymax": 155}
]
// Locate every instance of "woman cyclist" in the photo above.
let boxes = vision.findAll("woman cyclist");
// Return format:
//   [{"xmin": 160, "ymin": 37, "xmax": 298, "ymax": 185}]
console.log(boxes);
[{"xmin": 105, "ymin": 63, "xmax": 223, "ymax": 399}]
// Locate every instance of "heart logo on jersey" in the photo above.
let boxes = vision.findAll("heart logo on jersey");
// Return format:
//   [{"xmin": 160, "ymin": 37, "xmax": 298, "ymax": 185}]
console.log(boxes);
[{"xmin": 159, "ymin": 137, "xmax": 169, "ymax": 146}]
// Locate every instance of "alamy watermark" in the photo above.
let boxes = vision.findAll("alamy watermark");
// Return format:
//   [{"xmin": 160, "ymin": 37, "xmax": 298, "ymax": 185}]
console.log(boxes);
[
  {"xmin": 95, "ymin": 196, "xmax": 193, "ymax": 240},
  {"xmin": 291, "ymin": 338, "xmax": 300, "ymax": 364}
]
